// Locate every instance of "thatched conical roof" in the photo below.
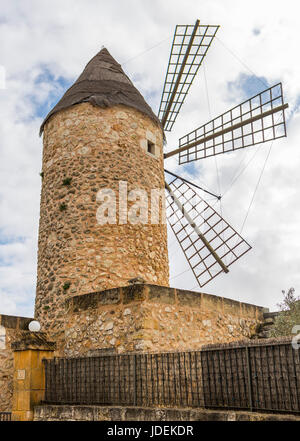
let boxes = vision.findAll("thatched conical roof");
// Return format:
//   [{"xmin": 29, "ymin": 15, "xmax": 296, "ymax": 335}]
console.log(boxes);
[{"xmin": 39, "ymin": 48, "xmax": 161, "ymax": 135}]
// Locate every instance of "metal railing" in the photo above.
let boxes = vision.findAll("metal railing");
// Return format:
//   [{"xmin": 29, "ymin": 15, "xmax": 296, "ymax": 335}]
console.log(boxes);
[{"xmin": 43, "ymin": 339, "xmax": 300, "ymax": 414}]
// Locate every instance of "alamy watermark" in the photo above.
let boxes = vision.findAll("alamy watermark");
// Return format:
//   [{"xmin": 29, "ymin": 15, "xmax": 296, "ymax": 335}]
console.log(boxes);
[
  {"xmin": 96, "ymin": 181, "xmax": 166, "ymax": 225},
  {"xmin": 292, "ymin": 325, "xmax": 300, "ymax": 350}
]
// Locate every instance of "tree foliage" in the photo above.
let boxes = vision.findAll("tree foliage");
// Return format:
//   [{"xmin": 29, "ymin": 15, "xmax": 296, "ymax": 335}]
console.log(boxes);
[{"xmin": 270, "ymin": 288, "xmax": 300, "ymax": 337}]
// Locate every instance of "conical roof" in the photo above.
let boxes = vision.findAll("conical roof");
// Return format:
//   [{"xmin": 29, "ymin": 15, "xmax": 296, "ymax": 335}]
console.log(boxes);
[{"xmin": 39, "ymin": 48, "xmax": 161, "ymax": 135}]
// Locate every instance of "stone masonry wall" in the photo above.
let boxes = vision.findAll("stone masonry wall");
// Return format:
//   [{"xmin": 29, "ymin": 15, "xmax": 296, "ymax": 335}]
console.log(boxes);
[
  {"xmin": 63, "ymin": 285, "xmax": 265, "ymax": 357},
  {"xmin": 35, "ymin": 103, "xmax": 169, "ymax": 342},
  {"xmin": 0, "ymin": 315, "xmax": 32, "ymax": 411}
]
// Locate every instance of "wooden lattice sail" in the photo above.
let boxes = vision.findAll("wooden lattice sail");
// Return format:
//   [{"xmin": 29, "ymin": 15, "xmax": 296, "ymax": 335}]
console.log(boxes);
[
  {"xmin": 164, "ymin": 83, "xmax": 288, "ymax": 162},
  {"xmin": 158, "ymin": 20, "xmax": 289, "ymax": 289},
  {"xmin": 158, "ymin": 20, "xmax": 219, "ymax": 131},
  {"xmin": 165, "ymin": 176, "xmax": 252, "ymax": 287}
]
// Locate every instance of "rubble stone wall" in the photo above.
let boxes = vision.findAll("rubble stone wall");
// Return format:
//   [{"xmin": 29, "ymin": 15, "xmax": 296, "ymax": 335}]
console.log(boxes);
[{"xmin": 63, "ymin": 285, "xmax": 265, "ymax": 356}]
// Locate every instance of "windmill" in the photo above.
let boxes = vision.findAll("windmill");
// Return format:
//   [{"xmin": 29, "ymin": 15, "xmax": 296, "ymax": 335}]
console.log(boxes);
[
  {"xmin": 34, "ymin": 20, "xmax": 289, "ymax": 335},
  {"xmin": 158, "ymin": 20, "xmax": 288, "ymax": 288}
]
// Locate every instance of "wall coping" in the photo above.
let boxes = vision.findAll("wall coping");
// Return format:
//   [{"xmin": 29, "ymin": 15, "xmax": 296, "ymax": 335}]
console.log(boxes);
[
  {"xmin": 0, "ymin": 314, "xmax": 33, "ymax": 330},
  {"xmin": 201, "ymin": 335, "xmax": 293, "ymax": 350},
  {"xmin": 65, "ymin": 284, "xmax": 266, "ymax": 318},
  {"xmin": 11, "ymin": 332, "xmax": 56, "ymax": 351}
]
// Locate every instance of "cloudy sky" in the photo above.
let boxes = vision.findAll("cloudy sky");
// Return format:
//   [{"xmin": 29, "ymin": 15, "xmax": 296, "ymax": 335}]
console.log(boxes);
[{"xmin": 0, "ymin": 0, "xmax": 299, "ymax": 318}]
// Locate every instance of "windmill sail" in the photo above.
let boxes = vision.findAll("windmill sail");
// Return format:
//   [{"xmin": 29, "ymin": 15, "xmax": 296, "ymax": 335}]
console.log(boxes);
[
  {"xmin": 164, "ymin": 83, "xmax": 288, "ymax": 162},
  {"xmin": 158, "ymin": 20, "xmax": 219, "ymax": 132},
  {"xmin": 166, "ymin": 176, "xmax": 251, "ymax": 287}
]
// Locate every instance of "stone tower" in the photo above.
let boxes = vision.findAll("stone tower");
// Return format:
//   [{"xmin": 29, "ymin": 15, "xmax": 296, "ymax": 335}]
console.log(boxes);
[{"xmin": 35, "ymin": 48, "xmax": 169, "ymax": 337}]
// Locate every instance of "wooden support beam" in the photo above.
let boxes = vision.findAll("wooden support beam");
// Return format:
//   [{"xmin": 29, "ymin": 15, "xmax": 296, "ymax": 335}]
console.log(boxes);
[
  {"xmin": 164, "ymin": 103, "xmax": 289, "ymax": 159},
  {"xmin": 164, "ymin": 169, "xmax": 221, "ymax": 199},
  {"xmin": 165, "ymin": 181, "xmax": 229, "ymax": 274}
]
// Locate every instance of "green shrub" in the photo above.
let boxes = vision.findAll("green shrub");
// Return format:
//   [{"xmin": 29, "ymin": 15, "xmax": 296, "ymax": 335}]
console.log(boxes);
[
  {"xmin": 59, "ymin": 202, "xmax": 67, "ymax": 212},
  {"xmin": 63, "ymin": 282, "xmax": 71, "ymax": 291},
  {"xmin": 62, "ymin": 177, "xmax": 72, "ymax": 186},
  {"xmin": 270, "ymin": 288, "xmax": 300, "ymax": 337}
]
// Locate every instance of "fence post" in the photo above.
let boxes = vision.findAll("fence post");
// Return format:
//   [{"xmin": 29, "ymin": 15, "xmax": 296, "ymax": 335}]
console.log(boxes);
[
  {"xmin": 133, "ymin": 354, "xmax": 137, "ymax": 406},
  {"xmin": 245, "ymin": 346, "xmax": 253, "ymax": 412},
  {"xmin": 11, "ymin": 333, "xmax": 56, "ymax": 421}
]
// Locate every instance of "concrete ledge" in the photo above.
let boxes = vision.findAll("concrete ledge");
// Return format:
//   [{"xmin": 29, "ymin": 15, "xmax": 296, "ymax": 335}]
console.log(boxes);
[{"xmin": 33, "ymin": 405, "xmax": 300, "ymax": 421}]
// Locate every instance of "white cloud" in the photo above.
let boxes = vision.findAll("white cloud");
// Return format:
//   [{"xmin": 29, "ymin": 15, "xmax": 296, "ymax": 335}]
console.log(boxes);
[{"xmin": 0, "ymin": 0, "xmax": 300, "ymax": 317}]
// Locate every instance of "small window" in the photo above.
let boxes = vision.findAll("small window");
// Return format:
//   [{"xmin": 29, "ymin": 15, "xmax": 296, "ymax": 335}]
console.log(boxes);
[{"xmin": 147, "ymin": 140, "xmax": 156, "ymax": 156}]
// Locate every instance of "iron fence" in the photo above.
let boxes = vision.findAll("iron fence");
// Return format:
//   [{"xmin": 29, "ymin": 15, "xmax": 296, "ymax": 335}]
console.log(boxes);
[
  {"xmin": 0, "ymin": 412, "xmax": 11, "ymax": 421},
  {"xmin": 43, "ymin": 339, "xmax": 300, "ymax": 414}
]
